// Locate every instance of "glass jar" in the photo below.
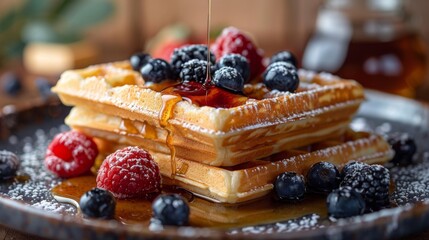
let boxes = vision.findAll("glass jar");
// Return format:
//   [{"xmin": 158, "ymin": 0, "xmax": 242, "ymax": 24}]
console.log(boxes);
[{"xmin": 302, "ymin": 0, "xmax": 427, "ymax": 97}]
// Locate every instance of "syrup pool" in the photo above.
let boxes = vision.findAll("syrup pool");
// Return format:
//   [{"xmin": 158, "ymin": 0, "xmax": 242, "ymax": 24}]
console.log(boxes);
[{"xmin": 51, "ymin": 175, "xmax": 327, "ymax": 228}]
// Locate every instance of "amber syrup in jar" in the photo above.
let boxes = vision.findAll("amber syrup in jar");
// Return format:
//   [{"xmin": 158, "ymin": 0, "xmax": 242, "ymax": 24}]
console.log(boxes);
[{"xmin": 302, "ymin": 0, "xmax": 427, "ymax": 97}]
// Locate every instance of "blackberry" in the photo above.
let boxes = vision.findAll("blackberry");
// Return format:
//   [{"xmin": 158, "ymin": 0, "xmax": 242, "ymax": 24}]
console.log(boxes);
[
  {"xmin": 213, "ymin": 67, "xmax": 244, "ymax": 93},
  {"xmin": 270, "ymin": 51, "xmax": 298, "ymax": 67},
  {"xmin": 140, "ymin": 58, "xmax": 173, "ymax": 83},
  {"xmin": 0, "ymin": 150, "xmax": 20, "ymax": 180},
  {"xmin": 79, "ymin": 188, "xmax": 116, "ymax": 219},
  {"xmin": 274, "ymin": 172, "xmax": 306, "ymax": 201},
  {"xmin": 179, "ymin": 59, "xmax": 209, "ymax": 83},
  {"xmin": 263, "ymin": 62, "xmax": 299, "ymax": 92},
  {"xmin": 327, "ymin": 186, "xmax": 366, "ymax": 219},
  {"xmin": 217, "ymin": 54, "xmax": 250, "ymax": 82},
  {"xmin": 130, "ymin": 53, "xmax": 152, "ymax": 71},
  {"xmin": 152, "ymin": 194, "xmax": 190, "ymax": 226},
  {"xmin": 170, "ymin": 45, "xmax": 216, "ymax": 77},
  {"xmin": 2, "ymin": 72, "xmax": 22, "ymax": 96},
  {"xmin": 341, "ymin": 161, "xmax": 368, "ymax": 179},
  {"xmin": 388, "ymin": 133, "xmax": 417, "ymax": 166},
  {"xmin": 306, "ymin": 162, "xmax": 340, "ymax": 193},
  {"xmin": 341, "ymin": 164, "xmax": 390, "ymax": 209}
]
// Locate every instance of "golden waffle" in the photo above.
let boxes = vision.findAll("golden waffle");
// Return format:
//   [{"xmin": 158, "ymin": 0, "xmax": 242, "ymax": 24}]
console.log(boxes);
[
  {"xmin": 65, "ymin": 107, "xmax": 393, "ymax": 203},
  {"xmin": 52, "ymin": 61, "xmax": 365, "ymax": 167}
]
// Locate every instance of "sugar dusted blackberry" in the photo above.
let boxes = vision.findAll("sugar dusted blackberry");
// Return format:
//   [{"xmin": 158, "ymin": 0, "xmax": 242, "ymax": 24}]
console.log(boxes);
[
  {"xmin": 130, "ymin": 52, "xmax": 151, "ymax": 71},
  {"xmin": 140, "ymin": 58, "xmax": 173, "ymax": 83},
  {"xmin": 341, "ymin": 164, "xmax": 390, "ymax": 209},
  {"xmin": 263, "ymin": 62, "xmax": 299, "ymax": 92},
  {"xmin": 170, "ymin": 44, "xmax": 216, "ymax": 77},
  {"xmin": 270, "ymin": 51, "xmax": 298, "ymax": 67},
  {"xmin": 179, "ymin": 59, "xmax": 209, "ymax": 83},
  {"xmin": 327, "ymin": 186, "xmax": 366, "ymax": 218},
  {"xmin": 388, "ymin": 133, "xmax": 417, "ymax": 166},
  {"xmin": 217, "ymin": 54, "xmax": 250, "ymax": 82},
  {"xmin": 213, "ymin": 66, "xmax": 244, "ymax": 93},
  {"xmin": 306, "ymin": 162, "xmax": 340, "ymax": 193},
  {"xmin": 341, "ymin": 161, "xmax": 368, "ymax": 179}
]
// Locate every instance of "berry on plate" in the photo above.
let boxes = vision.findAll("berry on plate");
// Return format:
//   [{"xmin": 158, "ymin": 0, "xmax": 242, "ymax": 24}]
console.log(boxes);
[
  {"xmin": 0, "ymin": 150, "xmax": 20, "ymax": 180},
  {"xmin": 211, "ymin": 27, "xmax": 265, "ymax": 81},
  {"xmin": 327, "ymin": 186, "xmax": 366, "ymax": 219},
  {"xmin": 341, "ymin": 164, "xmax": 390, "ymax": 209},
  {"xmin": 213, "ymin": 66, "xmax": 244, "ymax": 93},
  {"xmin": 152, "ymin": 193, "xmax": 190, "ymax": 226},
  {"xmin": 79, "ymin": 188, "xmax": 116, "ymax": 219},
  {"xmin": 45, "ymin": 131, "xmax": 98, "ymax": 178},
  {"xmin": 274, "ymin": 172, "xmax": 306, "ymax": 201},
  {"xmin": 306, "ymin": 162, "xmax": 340, "ymax": 194},
  {"xmin": 96, "ymin": 146, "xmax": 161, "ymax": 199},
  {"xmin": 388, "ymin": 133, "xmax": 417, "ymax": 166},
  {"xmin": 140, "ymin": 58, "xmax": 173, "ymax": 83},
  {"xmin": 341, "ymin": 161, "xmax": 367, "ymax": 179},
  {"xmin": 263, "ymin": 62, "xmax": 299, "ymax": 92}
]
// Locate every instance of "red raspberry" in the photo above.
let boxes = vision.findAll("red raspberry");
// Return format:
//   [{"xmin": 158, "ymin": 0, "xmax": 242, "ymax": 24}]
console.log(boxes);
[
  {"xmin": 45, "ymin": 131, "xmax": 98, "ymax": 178},
  {"xmin": 211, "ymin": 27, "xmax": 265, "ymax": 81},
  {"xmin": 96, "ymin": 146, "xmax": 161, "ymax": 199}
]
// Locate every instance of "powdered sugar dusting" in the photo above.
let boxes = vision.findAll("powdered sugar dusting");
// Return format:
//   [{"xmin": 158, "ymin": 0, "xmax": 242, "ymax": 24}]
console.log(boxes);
[
  {"xmin": 229, "ymin": 214, "xmax": 322, "ymax": 235},
  {"xmin": 1, "ymin": 125, "xmax": 76, "ymax": 214}
]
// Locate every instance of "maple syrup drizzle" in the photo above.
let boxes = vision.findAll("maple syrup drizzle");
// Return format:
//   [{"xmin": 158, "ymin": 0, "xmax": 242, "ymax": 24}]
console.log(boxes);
[{"xmin": 159, "ymin": 94, "xmax": 182, "ymax": 178}]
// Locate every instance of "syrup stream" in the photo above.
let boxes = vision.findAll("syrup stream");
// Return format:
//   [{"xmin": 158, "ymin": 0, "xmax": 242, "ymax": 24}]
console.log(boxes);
[{"xmin": 204, "ymin": 0, "xmax": 212, "ymax": 86}]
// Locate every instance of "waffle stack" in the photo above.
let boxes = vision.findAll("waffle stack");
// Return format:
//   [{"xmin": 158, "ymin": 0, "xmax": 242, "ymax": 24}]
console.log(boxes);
[{"xmin": 52, "ymin": 61, "xmax": 393, "ymax": 203}]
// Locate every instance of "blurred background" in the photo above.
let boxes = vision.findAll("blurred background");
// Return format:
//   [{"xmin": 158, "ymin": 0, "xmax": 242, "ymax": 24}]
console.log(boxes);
[{"xmin": 0, "ymin": 0, "xmax": 428, "ymax": 111}]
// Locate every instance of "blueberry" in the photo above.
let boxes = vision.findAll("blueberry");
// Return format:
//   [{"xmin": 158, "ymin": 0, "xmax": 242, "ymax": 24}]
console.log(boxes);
[
  {"xmin": 0, "ymin": 150, "xmax": 20, "ymax": 180},
  {"xmin": 213, "ymin": 66, "xmax": 244, "ymax": 93},
  {"xmin": 263, "ymin": 62, "xmax": 299, "ymax": 92},
  {"xmin": 274, "ymin": 172, "xmax": 306, "ymax": 201},
  {"xmin": 36, "ymin": 78, "xmax": 53, "ymax": 98},
  {"xmin": 341, "ymin": 161, "xmax": 367, "ymax": 179},
  {"xmin": 388, "ymin": 133, "xmax": 417, "ymax": 166},
  {"xmin": 217, "ymin": 54, "xmax": 250, "ymax": 82},
  {"xmin": 140, "ymin": 58, "xmax": 173, "ymax": 83},
  {"xmin": 79, "ymin": 188, "xmax": 116, "ymax": 219},
  {"xmin": 306, "ymin": 162, "xmax": 340, "ymax": 193},
  {"xmin": 130, "ymin": 53, "xmax": 152, "ymax": 71},
  {"xmin": 152, "ymin": 194, "xmax": 190, "ymax": 226},
  {"xmin": 270, "ymin": 51, "xmax": 298, "ymax": 67},
  {"xmin": 2, "ymin": 72, "xmax": 22, "ymax": 96},
  {"xmin": 327, "ymin": 186, "xmax": 366, "ymax": 219}
]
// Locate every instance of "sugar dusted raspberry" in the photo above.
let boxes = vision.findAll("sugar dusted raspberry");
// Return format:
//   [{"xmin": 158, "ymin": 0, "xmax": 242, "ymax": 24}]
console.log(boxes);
[
  {"xmin": 96, "ymin": 146, "xmax": 161, "ymax": 199},
  {"xmin": 211, "ymin": 27, "xmax": 265, "ymax": 81},
  {"xmin": 45, "ymin": 131, "xmax": 98, "ymax": 178}
]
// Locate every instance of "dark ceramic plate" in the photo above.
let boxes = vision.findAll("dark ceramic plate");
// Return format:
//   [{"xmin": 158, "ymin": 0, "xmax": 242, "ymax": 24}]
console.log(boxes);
[{"xmin": 0, "ymin": 91, "xmax": 429, "ymax": 240}]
